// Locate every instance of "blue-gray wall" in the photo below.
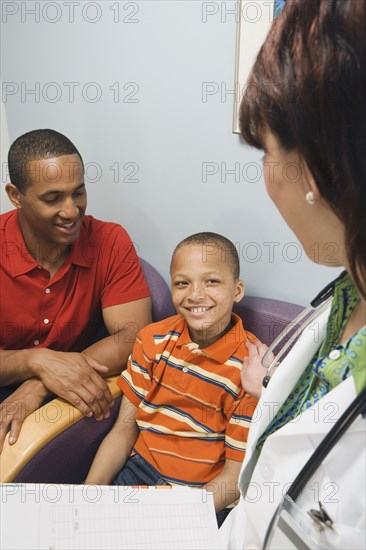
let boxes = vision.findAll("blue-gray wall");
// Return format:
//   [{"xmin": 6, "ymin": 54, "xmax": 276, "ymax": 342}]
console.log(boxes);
[{"xmin": 0, "ymin": 0, "xmax": 341, "ymax": 305}]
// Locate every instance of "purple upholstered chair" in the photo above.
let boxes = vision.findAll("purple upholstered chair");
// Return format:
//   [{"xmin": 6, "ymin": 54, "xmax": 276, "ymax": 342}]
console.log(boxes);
[
  {"xmin": 233, "ymin": 295, "xmax": 304, "ymax": 347},
  {"xmin": 0, "ymin": 267, "xmax": 304, "ymax": 483},
  {"xmin": 139, "ymin": 258, "xmax": 175, "ymax": 322}
]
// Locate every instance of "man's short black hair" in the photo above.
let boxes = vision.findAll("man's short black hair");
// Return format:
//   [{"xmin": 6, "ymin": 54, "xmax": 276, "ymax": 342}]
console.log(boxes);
[
  {"xmin": 170, "ymin": 232, "xmax": 240, "ymax": 280},
  {"xmin": 8, "ymin": 129, "xmax": 83, "ymax": 194}
]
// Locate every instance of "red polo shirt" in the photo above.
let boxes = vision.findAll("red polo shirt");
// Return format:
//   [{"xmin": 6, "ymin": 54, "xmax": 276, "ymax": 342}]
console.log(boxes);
[{"xmin": 0, "ymin": 210, "xmax": 150, "ymax": 351}]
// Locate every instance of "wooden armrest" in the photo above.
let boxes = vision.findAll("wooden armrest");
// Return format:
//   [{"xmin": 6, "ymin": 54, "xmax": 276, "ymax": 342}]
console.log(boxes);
[{"xmin": 0, "ymin": 377, "xmax": 122, "ymax": 483}]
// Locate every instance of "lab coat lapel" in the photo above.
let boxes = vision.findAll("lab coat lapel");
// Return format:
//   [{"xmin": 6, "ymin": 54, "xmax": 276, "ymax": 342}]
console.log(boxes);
[
  {"xmin": 243, "ymin": 302, "xmax": 332, "ymax": 466},
  {"xmin": 270, "ymin": 375, "xmax": 359, "ymax": 438}
]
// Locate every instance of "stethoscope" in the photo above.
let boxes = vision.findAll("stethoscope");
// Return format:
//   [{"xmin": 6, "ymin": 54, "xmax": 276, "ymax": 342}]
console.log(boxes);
[{"xmin": 260, "ymin": 270, "xmax": 347, "ymax": 388}]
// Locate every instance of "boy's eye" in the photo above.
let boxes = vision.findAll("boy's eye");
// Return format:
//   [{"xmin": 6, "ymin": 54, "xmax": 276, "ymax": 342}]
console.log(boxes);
[
  {"xmin": 206, "ymin": 279, "xmax": 220, "ymax": 285},
  {"xmin": 174, "ymin": 281, "xmax": 188, "ymax": 287}
]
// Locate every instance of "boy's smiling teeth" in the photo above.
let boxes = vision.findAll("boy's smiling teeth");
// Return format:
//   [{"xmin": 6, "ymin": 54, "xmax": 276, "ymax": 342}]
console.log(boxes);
[{"xmin": 188, "ymin": 306, "xmax": 210, "ymax": 313}]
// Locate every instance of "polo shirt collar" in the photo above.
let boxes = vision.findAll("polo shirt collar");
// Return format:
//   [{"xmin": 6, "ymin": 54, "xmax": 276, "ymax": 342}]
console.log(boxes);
[
  {"xmin": 176, "ymin": 313, "xmax": 246, "ymax": 363},
  {"xmin": 4, "ymin": 211, "xmax": 92, "ymax": 277},
  {"xmin": 69, "ymin": 219, "xmax": 94, "ymax": 268},
  {"xmin": 3, "ymin": 210, "xmax": 37, "ymax": 277}
]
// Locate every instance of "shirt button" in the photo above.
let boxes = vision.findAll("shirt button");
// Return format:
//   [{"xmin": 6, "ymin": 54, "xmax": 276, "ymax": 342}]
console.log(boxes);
[
  {"xmin": 45, "ymin": 288, "xmax": 51, "ymax": 294},
  {"xmin": 37, "ymin": 265, "xmax": 42, "ymax": 269},
  {"xmin": 329, "ymin": 349, "xmax": 341, "ymax": 360},
  {"xmin": 259, "ymin": 461, "xmax": 274, "ymax": 480},
  {"xmin": 188, "ymin": 344, "xmax": 194, "ymax": 350},
  {"xmin": 43, "ymin": 319, "xmax": 50, "ymax": 325},
  {"xmin": 33, "ymin": 340, "xmax": 39, "ymax": 346},
  {"xmin": 182, "ymin": 367, "xmax": 189, "ymax": 373}
]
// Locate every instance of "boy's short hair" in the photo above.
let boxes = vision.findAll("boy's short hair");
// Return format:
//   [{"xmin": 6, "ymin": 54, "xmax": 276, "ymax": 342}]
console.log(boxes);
[
  {"xmin": 8, "ymin": 129, "xmax": 83, "ymax": 194},
  {"xmin": 170, "ymin": 232, "xmax": 240, "ymax": 280}
]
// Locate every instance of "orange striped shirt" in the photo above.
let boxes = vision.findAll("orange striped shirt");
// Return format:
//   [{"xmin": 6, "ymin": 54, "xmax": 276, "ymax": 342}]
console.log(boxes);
[{"xmin": 118, "ymin": 313, "xmax": 258, "ymax": 485}]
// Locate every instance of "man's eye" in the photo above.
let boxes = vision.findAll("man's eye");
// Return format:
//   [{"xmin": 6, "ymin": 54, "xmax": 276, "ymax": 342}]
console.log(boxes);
[
  {"xmin": 73, "ymin": 192, "xmax": 84, "ymax": 198},
  {"xmin": 44, "ymin": 196, "xmax": 59, "ymax": 203}
]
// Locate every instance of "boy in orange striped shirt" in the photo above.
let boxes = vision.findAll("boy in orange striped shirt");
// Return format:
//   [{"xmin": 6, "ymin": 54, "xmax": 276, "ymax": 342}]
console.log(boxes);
[{"xmin": 86, "ymin": 232, "xmax": 258, "ymax": 526}]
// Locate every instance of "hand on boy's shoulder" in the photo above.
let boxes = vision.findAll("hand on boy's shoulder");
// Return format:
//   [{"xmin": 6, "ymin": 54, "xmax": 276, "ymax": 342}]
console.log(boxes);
[{"xmin": 241, "ymin": 340, "xmax": 274, "ymax": 400}]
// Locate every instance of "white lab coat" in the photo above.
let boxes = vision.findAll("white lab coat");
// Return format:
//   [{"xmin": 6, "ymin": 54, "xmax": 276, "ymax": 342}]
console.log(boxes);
[{"xmin": 219, "ymin": 303, "xmax": 366, "ymax": 549}]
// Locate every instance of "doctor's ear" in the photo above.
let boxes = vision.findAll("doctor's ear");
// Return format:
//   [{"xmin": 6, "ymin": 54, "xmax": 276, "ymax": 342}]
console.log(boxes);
[
  {"xmin": 308, "ymin": 177, "xmax": 322, "ymax": 200},
  {"xmin": 302, "ymin": 163, "xmax": 321, "ymax": 200},
  {"xmin": 5, "ymin": 183, "xmax": 23, "ymax": 209}
]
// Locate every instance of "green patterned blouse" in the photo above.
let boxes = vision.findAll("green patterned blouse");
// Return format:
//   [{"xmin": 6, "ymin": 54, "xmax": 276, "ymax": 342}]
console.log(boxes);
[{"xmin": 257, "ymin": 271, "xmax": 366, "ymax": 454}]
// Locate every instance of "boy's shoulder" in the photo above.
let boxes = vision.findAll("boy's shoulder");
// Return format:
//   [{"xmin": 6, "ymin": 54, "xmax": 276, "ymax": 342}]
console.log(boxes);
[
  {"xmin": 140, "ymin": 314, "xmax": 185, "ymax": 334},
  {"xmin": 138, "ymin": 314, "xmax": 186, "ymax": 341},
  {"xmin": 231, "ymin": 312, "xmax": 258, "ymax": 345}
]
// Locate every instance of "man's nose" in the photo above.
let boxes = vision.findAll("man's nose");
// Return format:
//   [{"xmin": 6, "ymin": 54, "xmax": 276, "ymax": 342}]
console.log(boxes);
[{"xmin": 59, "ymin": 197, "xmax": 78, "ymax": 218}]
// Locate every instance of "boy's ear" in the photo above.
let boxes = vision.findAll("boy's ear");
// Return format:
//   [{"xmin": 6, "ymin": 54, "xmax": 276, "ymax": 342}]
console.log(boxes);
[
  {"xmin": 234, "ymin": 279, "xmax": 245, "ymax": 303},
  {"xmin": 5, "ymin": 183, "xmax": 23, "ymax": 209}
]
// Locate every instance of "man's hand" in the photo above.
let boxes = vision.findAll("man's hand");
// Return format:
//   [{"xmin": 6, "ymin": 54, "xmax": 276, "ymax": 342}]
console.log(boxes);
[
  {"xmin": 241, "ymin": 340, "xmax": 275, "ymax": 399},
  {"xmin": 0, "ymin": 378, "xmax": 49, "ymax": 452},
  {"xmin": 30, "ymin": 349, "xmax": 114, "ymax": 420}
]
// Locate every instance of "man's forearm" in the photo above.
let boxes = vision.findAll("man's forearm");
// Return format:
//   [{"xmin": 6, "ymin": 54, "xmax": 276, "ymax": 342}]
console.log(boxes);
[
  {"xmin": 0, "ymin": 350, "xmax": 38, "ymax": 386},
  {"xmin": 83, "ymin": 331, "xmax": 135, "ymax": 376},
  {"xmin": 87, "ymin": 297, "xmax": 152, "ymax": 376}
]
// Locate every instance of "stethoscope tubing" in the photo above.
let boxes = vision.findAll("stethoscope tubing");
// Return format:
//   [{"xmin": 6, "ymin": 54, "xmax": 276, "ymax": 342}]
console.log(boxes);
[{"xmin": 261, "ymin": 296, "xmax": 334, "ymax": 379}]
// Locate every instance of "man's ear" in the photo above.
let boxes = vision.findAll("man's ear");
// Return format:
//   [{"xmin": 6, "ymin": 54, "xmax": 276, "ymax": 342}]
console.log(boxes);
[
  {"xmin": 5, "ymin": 183, "xmax": 23, "ymax": 209},
  {"xmin": 234, "ymin": 279, "xmax": 245, "ymax": 303}
]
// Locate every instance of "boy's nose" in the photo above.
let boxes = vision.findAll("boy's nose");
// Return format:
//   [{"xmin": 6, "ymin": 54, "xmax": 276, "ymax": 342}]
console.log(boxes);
[{"xmin": 187, "ymin": 285, "xmax": 204, "ymax": 302}]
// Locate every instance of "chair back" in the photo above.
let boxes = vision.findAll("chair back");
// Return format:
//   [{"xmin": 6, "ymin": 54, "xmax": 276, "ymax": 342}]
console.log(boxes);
[
  {"xmin": 140, "ymin": 258, "xmax": 175, "ymax": 321},
  {"xmin": 234, "ymin": 295, "xmax": 304, "ymax": 346}
]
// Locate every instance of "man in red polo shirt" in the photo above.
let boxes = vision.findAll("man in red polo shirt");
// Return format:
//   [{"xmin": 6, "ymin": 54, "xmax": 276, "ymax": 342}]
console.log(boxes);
[{"xmin": 0, "ymin": 129, "xmax": 151, "ymax": 451}]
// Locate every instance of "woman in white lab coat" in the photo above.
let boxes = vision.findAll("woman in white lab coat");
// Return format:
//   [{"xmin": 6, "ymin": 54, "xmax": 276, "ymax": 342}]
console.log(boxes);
[{"xmin": 220, "ymin": 1, "xmax": 366, "ymax": 548}]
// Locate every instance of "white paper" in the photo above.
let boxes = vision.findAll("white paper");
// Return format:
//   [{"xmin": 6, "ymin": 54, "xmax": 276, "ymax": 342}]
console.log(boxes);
[{"xmin": 0, "ymin": 484, "xmax": 219, "ymax": 550}]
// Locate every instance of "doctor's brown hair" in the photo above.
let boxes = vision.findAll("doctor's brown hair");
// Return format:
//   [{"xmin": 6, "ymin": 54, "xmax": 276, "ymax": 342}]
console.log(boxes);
[{"xmin": 239, "ymin": 0, "xmax": 366, "ymax": 298}]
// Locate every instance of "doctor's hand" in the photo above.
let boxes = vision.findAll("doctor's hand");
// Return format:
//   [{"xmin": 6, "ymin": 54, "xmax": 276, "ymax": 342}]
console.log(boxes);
[{"xmin": 241, "ymin": 340, "xmax": 275, "ymax": 399}]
